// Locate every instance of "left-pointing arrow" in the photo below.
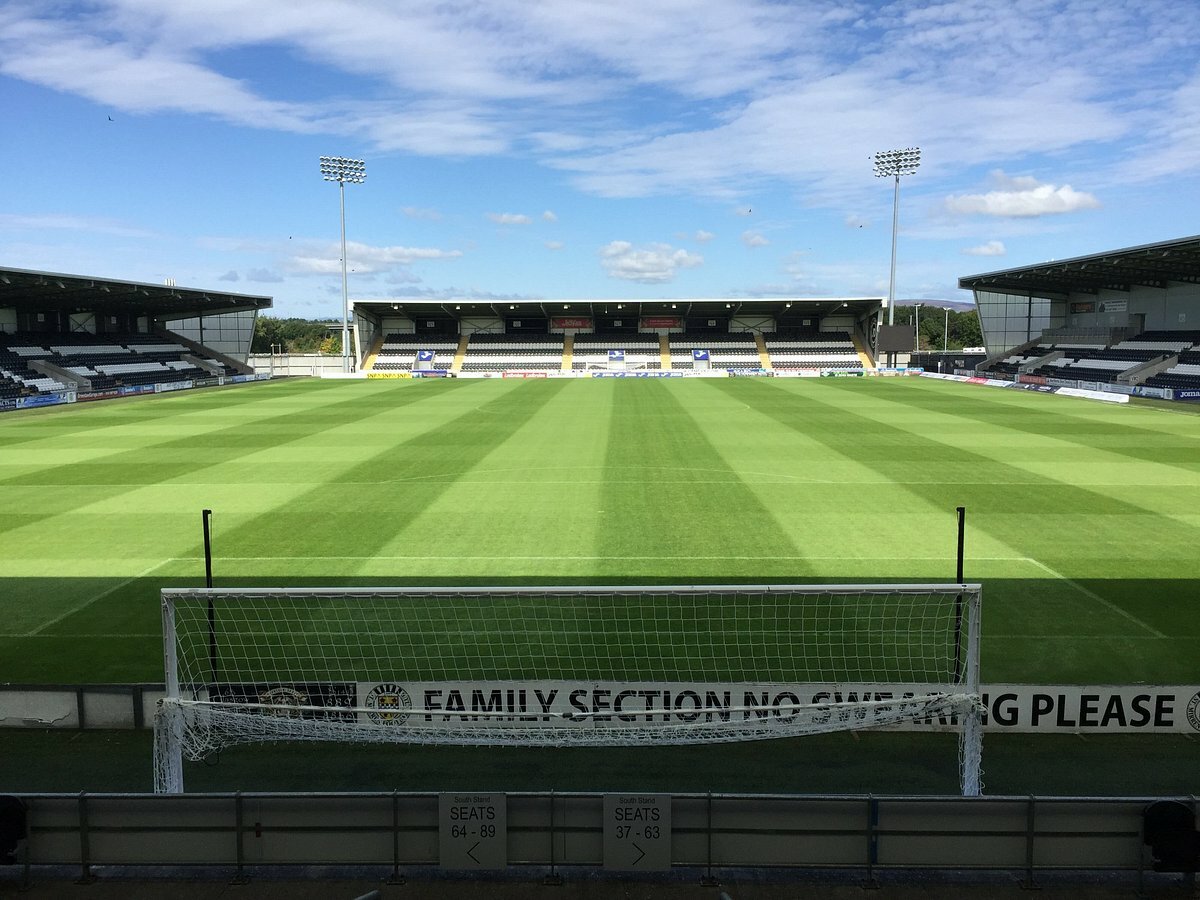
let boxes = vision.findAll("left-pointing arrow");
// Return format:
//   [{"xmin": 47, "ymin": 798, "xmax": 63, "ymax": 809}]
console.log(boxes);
[{"xmin": 467, "ymin": 842, "xmax": 481, "ymax": 864}]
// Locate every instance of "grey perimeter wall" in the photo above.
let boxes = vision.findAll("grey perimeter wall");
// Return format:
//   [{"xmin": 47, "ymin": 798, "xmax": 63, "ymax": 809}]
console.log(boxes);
[{"xmin": 7, "ymin": 791, "xmax": 1193, "ymax": 885}]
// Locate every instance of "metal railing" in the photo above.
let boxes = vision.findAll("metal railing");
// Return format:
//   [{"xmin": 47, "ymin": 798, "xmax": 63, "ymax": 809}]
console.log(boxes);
[{"xmin": 6, "ymin": 791, "xmax": 1195, "ymax": 890}]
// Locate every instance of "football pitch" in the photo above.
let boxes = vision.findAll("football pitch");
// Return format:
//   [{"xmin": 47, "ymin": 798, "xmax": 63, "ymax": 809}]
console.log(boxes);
[{"xmin": 1, "ymin": 376, "xmax": 1198, "ymax": 794}]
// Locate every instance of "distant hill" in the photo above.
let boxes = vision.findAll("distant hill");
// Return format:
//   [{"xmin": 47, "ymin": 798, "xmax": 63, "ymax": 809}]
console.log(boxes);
[{"xmin": 895, "ymin": 298, "xmax": 976, "ymax": 311}]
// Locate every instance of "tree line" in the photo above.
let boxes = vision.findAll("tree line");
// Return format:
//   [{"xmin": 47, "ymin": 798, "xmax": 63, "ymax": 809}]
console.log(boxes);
[
  {"xmin": 251, "ymin": 318, "xmax": 342, "ymax": 354},
  {"xmin": 890, "ymin": 305, "xmax": 982, "ymax": 351}
]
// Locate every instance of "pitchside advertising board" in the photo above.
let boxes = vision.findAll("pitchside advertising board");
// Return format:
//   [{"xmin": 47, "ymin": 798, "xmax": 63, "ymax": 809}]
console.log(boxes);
[{"xmin": 206, "ymin": 681, "xmax": 1200, "ymax": 734}]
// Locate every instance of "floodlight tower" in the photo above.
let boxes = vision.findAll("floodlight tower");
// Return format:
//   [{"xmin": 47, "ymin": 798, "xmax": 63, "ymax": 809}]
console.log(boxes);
[
  {"xmin": 872, "ymin": 147, "xmax": 921, "ymax": 329},
  {"xmin": 320, "ymin": 156, "xmax": 366, "ymax": 372}
]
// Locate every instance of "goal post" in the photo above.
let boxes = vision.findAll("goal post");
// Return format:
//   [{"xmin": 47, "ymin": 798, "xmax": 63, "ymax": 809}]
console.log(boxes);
[{"xmin": 154, "ymin": 583, "xmax": 983, "ymax": 795}]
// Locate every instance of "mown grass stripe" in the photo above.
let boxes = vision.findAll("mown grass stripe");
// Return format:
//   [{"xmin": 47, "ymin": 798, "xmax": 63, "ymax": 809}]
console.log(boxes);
[{"xmin": 595, "ymin": 381, "xmax": 806, "ymax": 579}]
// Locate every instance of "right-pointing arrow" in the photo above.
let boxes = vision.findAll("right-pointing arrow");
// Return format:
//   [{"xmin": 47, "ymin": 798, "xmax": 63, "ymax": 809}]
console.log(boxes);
[{"xmin": 632, "ymin": 842, "xmax": 645, "ymax": 866}]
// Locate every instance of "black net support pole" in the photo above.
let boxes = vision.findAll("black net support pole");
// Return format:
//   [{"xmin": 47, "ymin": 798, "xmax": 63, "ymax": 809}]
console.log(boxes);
[
  {"xmin": 954, "ymin": 505, "xmax": 965, "ymax": 683},
  {"xmin": 203, "ymin": 509, "xmax": 216, "ymax": 683}
]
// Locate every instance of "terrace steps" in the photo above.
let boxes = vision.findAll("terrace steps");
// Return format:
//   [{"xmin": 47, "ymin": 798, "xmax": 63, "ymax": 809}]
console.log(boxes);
[
  {"xmin": 659, "ymin": 334, "xmax": 671, "ymax": 370},
  {"xmin": 451, "ymin": 336, "xmax": 469, "ymax": 373},
  {"xmin": 361, "ymin": 335, "xmax": 385, "ymax": 371},
  {"xmin": 754, "ymin": 333, "xmax": 772, "ymax": 369},
  {"xmin": 561, "ymin": 334, "xmax": 574, "ymax": 372}
]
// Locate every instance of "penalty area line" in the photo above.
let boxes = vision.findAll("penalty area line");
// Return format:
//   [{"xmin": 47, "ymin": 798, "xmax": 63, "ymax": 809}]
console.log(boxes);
[
  {"xmin": 1021, "ymin": 557, "xmax": 1166, "ymax": 639},
  {"xmin": 27, "ymin": 558, "xmax": 177, "ymax": 637},
  {"xmin": 170, "ymin": 554, "xmax": 1036, "ymax": 562}
]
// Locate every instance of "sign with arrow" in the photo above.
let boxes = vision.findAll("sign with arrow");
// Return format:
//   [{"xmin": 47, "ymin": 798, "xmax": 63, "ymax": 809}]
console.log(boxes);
[
  {"xmin": 603, "ymin": 794, "xmax": 671, "ymax": 871},
  {"xmin": 438, "ymin": 792, "xmax": 506, "ymax": 869}
]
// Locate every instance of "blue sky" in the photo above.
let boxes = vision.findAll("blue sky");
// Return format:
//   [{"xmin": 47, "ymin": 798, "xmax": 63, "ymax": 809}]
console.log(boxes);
[{"xmin": 1, "ymin": 0, "xmax": 1198, "ymax": 318}]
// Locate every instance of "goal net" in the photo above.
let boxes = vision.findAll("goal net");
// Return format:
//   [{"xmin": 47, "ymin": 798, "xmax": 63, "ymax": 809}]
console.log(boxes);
[{"xmin": 154, "ymin": 583, "xmax": 983, "ymax": 794}]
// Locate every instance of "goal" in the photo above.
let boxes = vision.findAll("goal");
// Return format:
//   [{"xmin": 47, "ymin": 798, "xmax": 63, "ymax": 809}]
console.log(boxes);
[{"xmin": 154, "ymin": 583, "xmax": 983, "ymax": 794}]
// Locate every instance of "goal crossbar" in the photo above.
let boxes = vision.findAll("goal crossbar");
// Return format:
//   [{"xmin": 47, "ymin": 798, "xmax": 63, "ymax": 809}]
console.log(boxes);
[{"xmin": 155, "ymin": 583, "xmax": 983, "ymax": 795}]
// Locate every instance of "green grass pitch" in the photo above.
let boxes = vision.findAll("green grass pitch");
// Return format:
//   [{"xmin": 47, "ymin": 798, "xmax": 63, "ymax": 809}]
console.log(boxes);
[{"xmin": 1, "ymin": 376, "xmax": 1197, "ymax": 794}]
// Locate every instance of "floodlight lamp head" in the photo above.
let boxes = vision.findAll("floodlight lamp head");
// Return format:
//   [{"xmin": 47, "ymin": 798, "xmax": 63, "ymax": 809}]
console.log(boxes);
[
  {"xmin": 872, "ymin": 146, "xmax": 921, "ymax": 178},
  {"xmin": 319, "ymin": 156, "xmax": 367, "ymax": 184}
]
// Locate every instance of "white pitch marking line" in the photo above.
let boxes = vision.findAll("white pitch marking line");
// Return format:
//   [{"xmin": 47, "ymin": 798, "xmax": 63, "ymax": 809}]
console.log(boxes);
[
  {"xmin": 170, "ymin": 555, "xmax": 1036, "ymax": 562},
  {"xmin": 1022, "ymin": 557, "xmax": 1166, "ymax": 639},
  {"xmin": 28, "ymin": 558, "xmax": 176, "ymax": 637}
]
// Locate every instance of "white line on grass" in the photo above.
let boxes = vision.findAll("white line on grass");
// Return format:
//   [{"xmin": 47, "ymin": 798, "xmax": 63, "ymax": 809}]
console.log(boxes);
[
  {"xmin": 27, "ymin": 558, "xmax": 176, "ymax": 637},
  {"xmin": 1022, "ymin": 557, "xmax": 1166, "ymax": 638},
  {"xmin": 171, "ymin": 555, "xmax": 1035, "ymax": 562}
]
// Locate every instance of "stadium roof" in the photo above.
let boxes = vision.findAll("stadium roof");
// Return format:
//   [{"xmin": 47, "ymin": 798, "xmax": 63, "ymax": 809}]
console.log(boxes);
[
  {"xmin": 958, "ymin": 234, "xmax": 1200, "ymax": 297},
  {"xmin": 353, "ymin": 297, "xmax": 882, "ymax": 320},
  {"xmin": 0, "ymin": 266, "xmax": 272, "ymax": 318}
]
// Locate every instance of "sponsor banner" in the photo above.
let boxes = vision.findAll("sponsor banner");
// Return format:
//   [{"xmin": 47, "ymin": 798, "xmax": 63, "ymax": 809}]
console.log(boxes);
[
  {"xmin": 1010, "ymin": 382, "xmax": 1055, "ymax": 393},
  {"xmin": 0, "ymin": 397, "xmax": 19, "ymax": 411},
  {"xmin": 1097, "ymin": 299, "xmax": 1127, "ymax": 313},
  {"xmin": 954, "ymin": 369, "xmax": 976, "ymax": 376},
  {"xmin": 368, "ymin": 371, "xmax": 412, "ymax": 379},
  {"xmin": 1131, "ymin": 385, "xmax": 1167, "ymax": 399},
  {"xmin": 1047, "ymin": 377, "xmax": 1078, "ymax": 389},
  {"xmin": 192, "ymin": 377, "xmax": 221, "ymax": 388},
  {"xmin": 608, "ymin": 349, "xmax": 625, "ymax": 361},
  {"xmin": 966, "ymin": 376, "xmax": 987, "ymax": 384},
  {"xmin": 591, "ymin": 371, "xmax": 683, "ymax": 378},
  {"xmin": 1102, "ymin": 382, "xmax": 1134, "ymax": 395},
  {"xmin": 1175, "ymin": 389, "xmax": 1200, "ymax": 402},
  {"xmin": 1018, "ymin": 374, "xmax": 1048, "ymax": 386},
  {"xmin": 1058, "ymin": 387, "xmax": 1129, "ymax": 404},
  {"xmin": 228, "ymin": 374, "xmax": 251, "ymax": 384},
  {"xmin": 412, "ymin": 370, "xmax": 452, "ymax": 378},
  {"xmin": 18, "ymin": 392, "xmax": 74, "ymax": 409},
  {"xmin": 79, "ymin": 389, "xmax": 121, "ymax": 402},
  {"xmin": 208, "ymin": 682, "xmax": 357, "ymax": 720},
  {"xmin": 1070, "ymin": 301, "xmax": 1096, "ymax": 314},
  {"xmin": 821, "ymin": 369, "xmax": 865, "ymax": 377},
  {"xmin": 919, "ymin": 372, "xmax": 970, "ymax": 383},
  {"xmin": 254, "ymin": 372, "xmax": 272, "ymax": 381},
  {"xmin": 692, "ymin": 349, "xmax": 710, "ymax": 361},
  {"xmin": 416, "ymin": 350, "xmax": 436, "ymax": 362},
  {"xmin": 501, "ymin": 371, "xmax": 549, "ymax": 379},
  {"xmin": 1077, "ymin": 380, "xmax": 1101, "ymax": 391},
  {"xmin": 726, "ymin": 369, "xmax": 776, "ymax": 377},
  {"xmin": 640, "ymin": 317, "xmax": 680, "ymax": 329},
  {"xmin": 154, "ymin": 380, "xmax": 194, "ymax": 393},
  {"xmin": 551, "ymin": 317, "xmax": 592, "ymax": 329},
  {"xmin": 342, "ymin": 681, "xmax": 1200, "ymax": 734},
  {"xmin": 119, "ymin": 384, "xmax": 153, "ymax": 396}
]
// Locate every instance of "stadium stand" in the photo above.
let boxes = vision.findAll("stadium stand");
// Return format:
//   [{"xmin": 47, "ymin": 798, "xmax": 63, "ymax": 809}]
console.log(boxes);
[
  {"xmin": 572, "ymin": 331, "xmax": 661, "ymax": 371},
  {"xmin": 763, "ymin": 328, "xmax": 860, "ymax": 370},
  {"xmin": 459, "ymin": 332, "xmax": 564, "ymax": 372},
  {"xmin": 668, "ymin": 329, "xmax": 760, "ymax": 371},
  {"xmin": 373, "ymin": 333, "xmax": 459, "ymax": 371},
  {"xmin": 1143, "ymin": 348, "xmax": 1200, "ymax": 391},
  {"xmin": 0, "ymin": 332, "xmax": 237, "ymax": 392}
]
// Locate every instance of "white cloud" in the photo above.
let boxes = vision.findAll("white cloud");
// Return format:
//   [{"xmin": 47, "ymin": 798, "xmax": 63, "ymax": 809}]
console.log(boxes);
[
  {"xmin": 599, "ymin": 241, "xmax": 702, "ymax": 284},
  {"xmin": 245, "ymin": 267, "xmax": 284, "ymax": 283},
  {"xmin": 0, "ymin": 212, "xmax": 155, "ymax": 238},
  {"xmin": 288, "ymin": 240, "xmax": 462, "ymax": 275},
  {"xmin": 742, "ymin": 230, "xmax": 769, "ymax": 248},
  {"xmin": 944, "ymin": 172, "xmax": 1100, "ymax": 217},
  {"xmin": 217, "ymin": 269, "xmax": 239, "ymax": 282},
  {"xmin": 544, "ymin": 240, "xmax": 564, "ymax": 250},
  {"xmin": 542, "ymin": 209, "xmax": 557, "ymax": 222},
  {"xmin": 963, "ymin": 240, "xmax": 1007, "ymax": 256},
  {"xmin": 694, "ymin": 230, "xmax": 715, "ymax": 243},
  {"xmin": 487, "ymin": 212, "xmax": 532, "ymax": 225},
  {"xmin": 402, "ymin": 206, "xmax": 442, "ymax": 221},
  {"xmin": 845, "ymin": 214, "xmax": 870, "ymax": 229}
]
